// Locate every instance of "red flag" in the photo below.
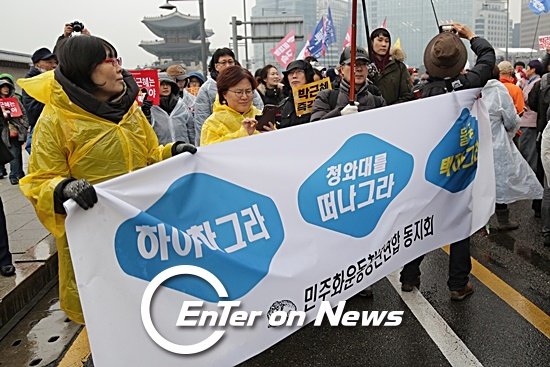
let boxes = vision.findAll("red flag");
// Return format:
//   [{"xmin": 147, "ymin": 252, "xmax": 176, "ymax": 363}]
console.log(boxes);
[
  {"xmin": 0, "ymin": 97, "xmax": 23, "ymax": 118},
  {"xmin": 342, "ymin": 26, "xmax": 352, "ymax": 50},
  {"xmin": 129, "ymin": 69, "xmax": 160, "ymax": 106},
  {"xmin": 271, "ymin": 31, "xmax": 296, "ymax": 69}
]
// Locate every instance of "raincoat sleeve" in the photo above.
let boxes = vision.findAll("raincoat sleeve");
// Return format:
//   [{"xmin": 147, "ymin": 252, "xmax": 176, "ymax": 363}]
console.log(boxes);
[
  {"xmin": 193, "ymin": 83, "xmax": 213, "ymax": 145},
  {"xmin": 200, "ymin": 114, "xmax": 251, "ymax": 146},
  {"xmin": 18, "ymin": 113, "xmax": 72, "ymax": 238},
  {"xmin": 499, "ymin": 88, "xmax": 520, "ymax": 135},
  {"xmin": 139, "ymin": 114, "xmax": 174, "ymax": 162}
]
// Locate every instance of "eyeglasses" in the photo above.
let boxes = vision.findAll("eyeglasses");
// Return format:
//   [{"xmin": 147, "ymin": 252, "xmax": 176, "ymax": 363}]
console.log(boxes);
[
  {"xmin": 216, "ymin": 60, "xmax": 235, "ymax": 66},
  {"xmin": 102, "ymin": 57, "xmax": 123, "ymax": 67},
  {"xmin": 227, "ymin": 89, "xmax": 254, "ymax": 97}
]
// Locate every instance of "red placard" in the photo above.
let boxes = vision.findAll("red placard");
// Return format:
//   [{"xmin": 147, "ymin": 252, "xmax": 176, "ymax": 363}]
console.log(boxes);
[
  {"xmin": 129, "ymin": 70, "xmax": 160, "ymax": 106},
  {"xmin": 539, "ymin": 35, "xmax": 550, "ymax": 50},
  {"xmin": 271, "ymin": 31, "xmax": 296, "ymax": 69},
  {"xmin": 0, "ymin": 97, "xmax": 23, "ymax": 118}
]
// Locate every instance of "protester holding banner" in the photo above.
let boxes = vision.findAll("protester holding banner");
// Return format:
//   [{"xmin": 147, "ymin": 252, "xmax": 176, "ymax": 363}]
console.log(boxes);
[
  {"xmin": 0, "ymin": 75, "xmax": 29, "ymax": 185},
  {"xmin": 278, "ymin": 60, "xmax": 316, "ymax": 129},
  {"xmin": 22, "ymin": 47, "xmax": 58, "ymax": 154},
  {"xmin": 401, "ymin": 23, "xmax": 495, "ymax": 299},
  {"xmin": 482, "ymin": 68, "xmax": 542, "ymax": 231},
  {"xmin": 148, "ymin": 72, "xmax": 195, "ymax": 145},
  {"xmin": 194, "ymin": 48, "xmax": 263, "ymax": 145},
  {"xmin": 257, "ymin": 64, "xmax": 285, "ymax": 106},
  {"xmin": 201, "ymin": 66, "xmax": 273, "ymax": 146},
  {"xmin": 310, "ymin": 46, "xmax": 386, "ymax": 122},
  {"xmin": 369, "ymin": 28, "xmax": 413, "ymax": 105},
  {"xmin": 17, "ymin": 35, "xmax": 197, "ymax": 324}
]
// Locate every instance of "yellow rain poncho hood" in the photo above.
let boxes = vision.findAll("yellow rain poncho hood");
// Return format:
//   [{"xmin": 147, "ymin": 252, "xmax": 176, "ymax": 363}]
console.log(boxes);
[{"xmin": 18, "ymin": 70, "xmax": 174, "ymax": 324}]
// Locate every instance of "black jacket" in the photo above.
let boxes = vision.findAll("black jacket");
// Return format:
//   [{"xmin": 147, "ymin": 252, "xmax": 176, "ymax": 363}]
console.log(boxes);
[
  {"xmin": 527, "ymin": 52, "xmax": 550, "ymax": 132},
  {"xmin": 420, "ymin": 37, "xmax": 495, "ymax": 98},
  {"xmin": 22, "ymin": 67, "xmax": 44, "ymax": 128},
  {"xmin": 310, "ymin": 79, "xmax": 386, "ymax": 121},
  {"xmin": 278, "ymin": 95, "xmax": 311, "ymax": 129}
]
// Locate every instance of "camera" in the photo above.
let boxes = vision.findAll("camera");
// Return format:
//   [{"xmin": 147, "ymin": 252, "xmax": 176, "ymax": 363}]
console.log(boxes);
[
  {"xmin": 71, "ymin": 21, "xmax": 84, "ymax": 33},
  {"xmin": 439, "ymin": 24, "xmax": 457, "ymax": 34}
]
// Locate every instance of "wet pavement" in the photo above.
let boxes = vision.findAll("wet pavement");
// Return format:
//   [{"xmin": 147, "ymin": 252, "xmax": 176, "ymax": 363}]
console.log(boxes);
[
  {"xmin": 241, "ymin": 200, "xmax": 550, "ymax": 367},
  {"xmin": 1, "ymin": 164, "xmax": 549, "ymax": 367}
]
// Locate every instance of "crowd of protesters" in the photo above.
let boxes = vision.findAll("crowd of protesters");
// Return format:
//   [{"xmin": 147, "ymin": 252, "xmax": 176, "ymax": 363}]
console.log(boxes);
[{"xmin": 0, "ymin": 20, "xmax": 548, "ymax": 333}]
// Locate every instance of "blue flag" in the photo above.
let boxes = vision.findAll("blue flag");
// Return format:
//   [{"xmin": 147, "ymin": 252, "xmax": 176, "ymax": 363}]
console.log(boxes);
[
  {"xmin": 324, "ymin": 7, "xmax": 337, "ymax": 48},
  {"xmin": 528, "ymin": 0, "xmax": 550, "ymax": 14},
  {"xmin": 308, "ymin": 17, "xmax": 326, "ymax": 58}
]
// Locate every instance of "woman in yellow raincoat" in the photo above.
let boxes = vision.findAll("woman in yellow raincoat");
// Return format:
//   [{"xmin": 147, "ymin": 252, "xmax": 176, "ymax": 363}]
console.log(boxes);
[
  {"xmin": 200, "ymin": 66, "xmax": 276, "ymax": 146},
  {"xmin": 18, "ymin": 35, "xmax": 196, "ymax": 324}
]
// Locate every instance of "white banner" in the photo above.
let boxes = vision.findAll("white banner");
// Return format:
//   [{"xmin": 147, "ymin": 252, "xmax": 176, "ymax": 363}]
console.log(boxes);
[{"xmin": 65, "ymin": 89, "xmax": 495, "ymax": 366}]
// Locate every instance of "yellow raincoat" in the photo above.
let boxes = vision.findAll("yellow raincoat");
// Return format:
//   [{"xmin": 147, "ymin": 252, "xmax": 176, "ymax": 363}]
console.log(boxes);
[
  {"xmin": 18, "ymin": 71, "xmax": 174, "ymax": 324},
  {"xmin": 200, "ymin": 101, "xmax": 261, "ymax": 146}
]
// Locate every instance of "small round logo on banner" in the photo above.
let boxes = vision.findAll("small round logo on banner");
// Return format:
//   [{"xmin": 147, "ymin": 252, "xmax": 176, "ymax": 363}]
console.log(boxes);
[{"xmin": 141, "ymin": 265, "xmax": 228, "ymax": 354}]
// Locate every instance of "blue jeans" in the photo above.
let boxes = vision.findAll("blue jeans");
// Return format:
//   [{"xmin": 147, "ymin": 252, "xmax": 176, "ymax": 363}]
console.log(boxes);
[{"xmin": 8, "ymin": 138, "xmax": 24, "ymax": 180}]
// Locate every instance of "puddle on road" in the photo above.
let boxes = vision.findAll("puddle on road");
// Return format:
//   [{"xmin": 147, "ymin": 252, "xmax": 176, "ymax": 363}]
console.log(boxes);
[{"xmin": 486, "ymin": 232, "xmax": 550, "ymax": 274}]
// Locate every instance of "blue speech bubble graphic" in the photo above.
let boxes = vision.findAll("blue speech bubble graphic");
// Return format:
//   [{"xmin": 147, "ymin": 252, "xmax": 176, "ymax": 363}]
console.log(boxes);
[
  {"xmin": 425, "ymin": 108, "xmax": 478, "ymax": 193},
  {"xmin": 298, "ymin": 134, "xmax": 414, "ymax": 238},
  {"xmin": 114, "ymin": 173, "xmax": 285, "ymax": 302}
]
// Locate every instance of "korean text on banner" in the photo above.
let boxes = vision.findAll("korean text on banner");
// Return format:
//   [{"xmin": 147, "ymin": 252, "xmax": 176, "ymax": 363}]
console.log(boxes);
[
  {"xmin": 539, "ymin": 35, "xmax": 550, "ymax": 50},
  {"xmin": 65, "ymin": 89, "xmax": 495, "ymax": 367},
  {"xmin": 0, "ymin": 97, "xmax": 23, "ymax": 117},
  {"xmin": 292, "ymin": 77, "xmax": 332, "ymax": 116},
  {"xmin": 129, "ymin": 69, "xmax": 160, "ymax": 106},
  {"xmin": 271, "ymin": 31, "xmax": 296, "ymax": 69}
]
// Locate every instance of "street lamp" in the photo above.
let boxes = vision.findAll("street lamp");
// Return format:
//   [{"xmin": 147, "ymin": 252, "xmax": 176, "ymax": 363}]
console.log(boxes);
[{"xmin": 159, "ymin": 0, "xmax": 208, "ymax": 77}]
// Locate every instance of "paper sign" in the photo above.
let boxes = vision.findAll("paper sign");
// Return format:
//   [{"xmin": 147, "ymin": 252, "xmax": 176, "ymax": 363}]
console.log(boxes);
[
  {"xmin": 129, "ymin": 70, "xmax": 160, "ymax": 106},
  {"xmin": 292, "ymin": 77, "xmax": 332, "ymax": 116},
  {"xmin": 0, "ymin": 97, "xmax": 23, "ymax": 118},
  {"xmin": 539, "ymin": 35, "xmax": 550, "ymax": 50}
]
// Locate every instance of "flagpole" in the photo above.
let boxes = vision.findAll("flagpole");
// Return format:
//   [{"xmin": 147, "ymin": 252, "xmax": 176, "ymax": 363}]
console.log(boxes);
[
  {"xmin": 361, "ymin": 0, "xmax": 373, "ymax": 59},
  {"xmin": 349, "ymin": 0, "xmax": 358, "ymax": 104},
  {"xmin": 530, "ymin": 15, "xmax": 541, "ymax": 58}
]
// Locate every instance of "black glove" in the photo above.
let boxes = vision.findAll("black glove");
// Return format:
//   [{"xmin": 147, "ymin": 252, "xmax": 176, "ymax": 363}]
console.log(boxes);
[
  {"xmin": 172, "ymin": 142, "xmax": 197, "ymax": 156},
  {"xmin": 61, "ymin": 179, "xmax": 98, "ymax": 210},
  {"xmin": 141, "ymin": 99, "xmax": 152, "ymax": 118}
]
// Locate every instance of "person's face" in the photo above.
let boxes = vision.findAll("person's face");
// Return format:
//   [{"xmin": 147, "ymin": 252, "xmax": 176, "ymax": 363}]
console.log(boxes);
[
  {"xmin": 176, "ymin": 79, "xmax": 186, "ymax": 91},
  {"xmin": 223, "ymin": 78, "xmax": 254, "ymax": 114},
  {"xmin": 313, "ymin": 72, "xmax": 322, "ymax": 81},
  {"xmin": 0, "ymin": 86, "xmax": 10, "ymax": 97},
  {"xmin": 372, "ymin": 35, "xmax": 390, "ymax": 57},
  {"xmin": 340, "ymin": 60, "xmax": 368, "ymax": 87},
  {"xmin": 214, "ymin": 55, "xmax": 235, "ymax": 73},
  {"xmin": 264, "ymin": 67, "xmax": 280, "ymax": 87},
  {"xmin": 91, "ymin": 56, "xmax": 124, "ymax": 102},
  {"xmin": 160, "ymin": 81, "xmax": 172, "ymax": 97},
  {"xmin": 188, "ymin": 77, "xmax": 201, "ymax": 88},
  {"xmin": 287, "ymin": 69, "xmax": 306, "ymax": 87},
  {"xmin": 36, "ymin": 57, "xmax": 57, "ymax": 71},
  {"xmin": 515, "ymin": 65, "xmax": 524, "ymax": 72}
]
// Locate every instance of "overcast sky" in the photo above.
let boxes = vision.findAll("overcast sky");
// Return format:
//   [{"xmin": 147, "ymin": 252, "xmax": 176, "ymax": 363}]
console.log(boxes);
[{"xmin": 2, "ymin": 0, "xmax": 521, "ymax": 69}]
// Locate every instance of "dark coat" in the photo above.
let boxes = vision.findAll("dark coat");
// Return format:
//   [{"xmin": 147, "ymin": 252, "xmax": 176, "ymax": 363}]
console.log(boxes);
[
  {"xmin": 310, "ymin": 78, "xmax": 386, "ymax": 121},
  {"xmin": 373, "ymin": 59, "xmax": 413, "ymax": 105},
  {"xmin": 420, "ymin": 37, "xmax": 495, "ymax": 98},
  {"xmin": 22, "ymin": 67, "xmax": 44, "ymax": 128},
  {"xmin": 257, "ymin": 84, "xmax": 285, "ymax": 106},
  {"xmin": 527, "ymin": 53, "xmax": 550, "ymax": 132},
  {"xmin": 278, "ymin": 95, "xmax": 311, "ymax": 129}
]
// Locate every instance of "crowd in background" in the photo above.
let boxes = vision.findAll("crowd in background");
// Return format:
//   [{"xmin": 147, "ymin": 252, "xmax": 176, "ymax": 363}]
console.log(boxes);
[{"xmin": 0, "ymin": 21, "xmax": 548, "ymax": 330}]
